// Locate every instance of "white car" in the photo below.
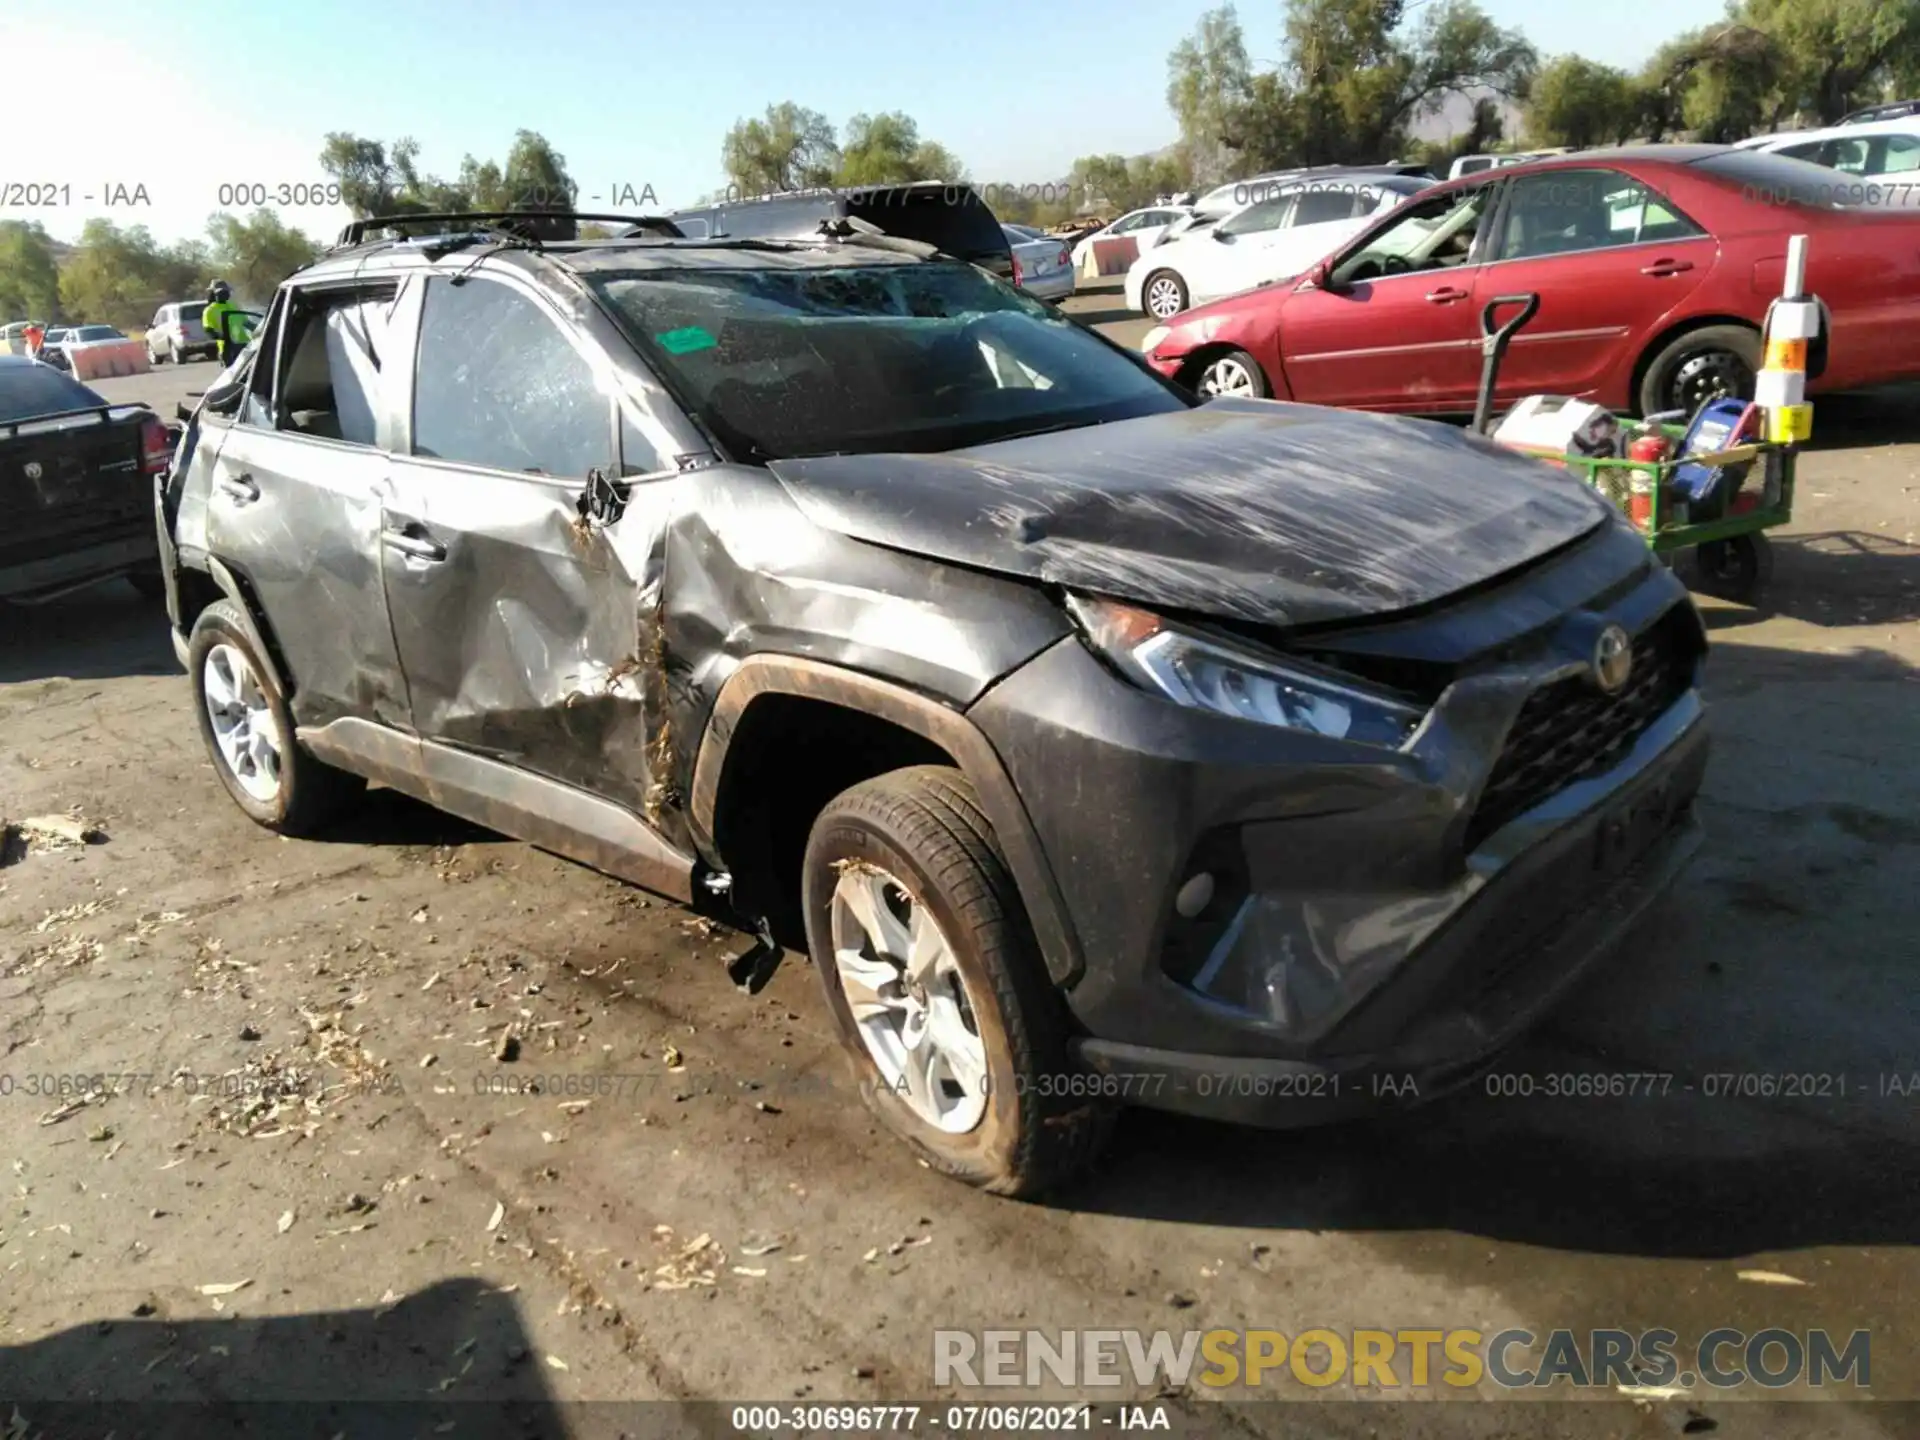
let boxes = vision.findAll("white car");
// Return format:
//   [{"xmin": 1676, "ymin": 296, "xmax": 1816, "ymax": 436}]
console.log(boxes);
[
  {"xmin": 1001, "ymin": 225, "xmax": 1075, "ymax": 302},
  {"xmin": 1737, "ymin": 116, "xmax": 1920, "ymax": 180},
  {"xmin": 1068, "ymin": 206, "xmax": 1194, "ymax": 275},
  {"xmin": 1125, "ymin": 173, "xmax": 1433, "ymax": 320}
]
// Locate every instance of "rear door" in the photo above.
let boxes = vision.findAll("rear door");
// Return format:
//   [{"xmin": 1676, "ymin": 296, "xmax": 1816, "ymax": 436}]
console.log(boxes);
[
  {"xmin": 1470, "ymin": 166, "xmax": 1714, "ymax": 402},
  {"xmin": 199, "ymin": 279, "xmax": 411, "ymax": 728},
  {"xmin": 1260, "ymin": 185, "xmax": 1378, "ymax": 283},
  {"xmin": 378, "ymin": 267, "xmax": 681, "ymax": 815}
]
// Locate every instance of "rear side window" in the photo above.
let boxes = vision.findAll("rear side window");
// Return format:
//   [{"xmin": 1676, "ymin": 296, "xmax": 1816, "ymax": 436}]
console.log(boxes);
[
  {"xmin": 412, "ymin": 276, "xmax": 614, "ymax": 478},
  {"xmin": 1883, "ymin": 134, "xmax": 1920, "ymax": 173},
  {"xmin": 1292, "ymin": 188, "xmax": 1371, "ymax": 225},
  {"xmin": 0, "ymin": 365, "xmax": 103, "ymax": 422},
  {"xmin": 255, "ymin": 283, "xmax": 401, "ymax": 444}
]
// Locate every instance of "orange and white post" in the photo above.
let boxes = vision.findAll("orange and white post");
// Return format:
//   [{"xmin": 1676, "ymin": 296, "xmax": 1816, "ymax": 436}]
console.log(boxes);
[{"xmin": 1755, "ymin": 233, "xmax": 1816, "ymax": 446}]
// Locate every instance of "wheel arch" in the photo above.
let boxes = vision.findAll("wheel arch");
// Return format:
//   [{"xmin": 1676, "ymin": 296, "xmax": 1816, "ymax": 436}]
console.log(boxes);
[
  {"xmin": 1629, "ymin": 314, "xmax": 1761, "ymax": 415},
  {"xmin": 196, "ymin": 556, "xmax": 295, "ymax": 702},
  {"xmin": 689, "ymin": 656, "xmax": 1084, "ymax": 986},
  {"xmin": 1174, "ymin": 342, "xmax": 1277, "ymax": 397}
]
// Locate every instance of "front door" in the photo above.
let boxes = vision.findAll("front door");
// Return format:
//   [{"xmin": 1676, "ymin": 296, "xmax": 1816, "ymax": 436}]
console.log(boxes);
[
  {"xmin": 1470, "ymin": 167, "xmax": 1715, "ymax": 403},
  {"xmin": 1277, "ymin": 182, "xmax": 1498, "ymax": 411},
  {"xmin": 379, "ymin": 269, "xmax": 678, "ymax": 818},
  {"xmin": 198, "ymin": 281, "xmax": 410, "ymax": 729}
]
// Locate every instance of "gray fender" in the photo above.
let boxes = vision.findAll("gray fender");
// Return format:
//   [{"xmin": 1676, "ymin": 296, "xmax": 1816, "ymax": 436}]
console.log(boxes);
[{"xmin": 688, "ymin": 655, "xmax": 1085, "ymax": 987}]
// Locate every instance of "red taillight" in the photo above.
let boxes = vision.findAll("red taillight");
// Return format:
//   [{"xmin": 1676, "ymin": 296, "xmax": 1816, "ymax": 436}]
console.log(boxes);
[
  {"xmin": 141, "ymin": 415, "xmax": 172, "ymax": 475},
  {"xmin": 1012, "ymin": 255, "xmax": 1024, "ymax": 285},
  {"xmin": 1057, "ymin": 246, "xmax": 1071, "ymax": 270}
]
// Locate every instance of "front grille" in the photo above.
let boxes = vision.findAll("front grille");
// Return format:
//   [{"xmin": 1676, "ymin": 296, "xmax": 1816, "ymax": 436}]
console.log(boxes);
[{"xmin": 1463, "ymin": 607, "xmax": 1695, "ymax": 851}]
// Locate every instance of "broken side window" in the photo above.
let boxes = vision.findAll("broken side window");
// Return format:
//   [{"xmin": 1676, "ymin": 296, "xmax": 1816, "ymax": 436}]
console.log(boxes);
[
  {"xmin": 412, "ymin": 275, "xmax": 615, "ymax": 479},
  {"xmin": 269, "ymin": 282, "xmax": 401, "ymax": 446}
]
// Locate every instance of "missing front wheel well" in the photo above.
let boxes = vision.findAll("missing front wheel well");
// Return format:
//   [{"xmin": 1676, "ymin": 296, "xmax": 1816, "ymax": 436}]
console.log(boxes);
[{"xmin": 709, "ymin": 695, "xmax": 956, "ymax": 951}]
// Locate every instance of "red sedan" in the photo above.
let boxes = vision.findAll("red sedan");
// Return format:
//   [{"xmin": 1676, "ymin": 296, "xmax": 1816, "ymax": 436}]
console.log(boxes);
[{"xmin": 1137, "ymin": 144, "xmax": 1920, "ymax": 417}]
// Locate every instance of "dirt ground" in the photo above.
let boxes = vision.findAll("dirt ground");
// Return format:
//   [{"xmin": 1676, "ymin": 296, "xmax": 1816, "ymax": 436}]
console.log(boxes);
[{"xmin": 1, "ymin": 315, "xmax": 1917, "ymax": 1438}]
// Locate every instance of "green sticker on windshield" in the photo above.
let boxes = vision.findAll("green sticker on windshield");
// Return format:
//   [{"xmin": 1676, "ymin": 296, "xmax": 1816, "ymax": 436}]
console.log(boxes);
[{"xmin": 655, "ymin": 325, "xmax": 716, "ymax": 354}]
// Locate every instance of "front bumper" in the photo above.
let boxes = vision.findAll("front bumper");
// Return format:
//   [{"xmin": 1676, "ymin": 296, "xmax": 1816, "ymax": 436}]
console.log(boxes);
[
  {"xmin": 1076, "ymin": 729, "xmax": 1704, "ymax": 1126},
  {"xmin": 967, "ymin": 552, "xmax": 1708, "ymax": 1125}
]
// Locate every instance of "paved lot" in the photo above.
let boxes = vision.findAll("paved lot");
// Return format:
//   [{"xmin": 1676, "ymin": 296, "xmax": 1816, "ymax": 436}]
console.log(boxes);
[{"xmin": 1, "ymin": 302, "xmax": 1916, "ymax": 1434}]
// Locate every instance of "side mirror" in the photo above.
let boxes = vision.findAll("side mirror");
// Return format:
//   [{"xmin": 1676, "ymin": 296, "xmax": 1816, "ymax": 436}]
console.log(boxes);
[
  {"xmin": 1308, "ymin": 259, "xmax": 1345, "ymax": 293},
  {"xmin": 201, "ymin": 378, "xmax": 246, "ymax": 416}
]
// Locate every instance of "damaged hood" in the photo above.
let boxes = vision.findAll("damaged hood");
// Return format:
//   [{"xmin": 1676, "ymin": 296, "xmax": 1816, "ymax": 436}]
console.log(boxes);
[{"xmin": 766, "ymin": 398, "xmax": 1611, "ymax": 627}]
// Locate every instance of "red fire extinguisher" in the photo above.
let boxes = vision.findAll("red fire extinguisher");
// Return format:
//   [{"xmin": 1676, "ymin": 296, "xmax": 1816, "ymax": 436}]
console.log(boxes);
[{"xmin": 1626, "ymin": 431, "xmax": 1670, "ymax": 531}]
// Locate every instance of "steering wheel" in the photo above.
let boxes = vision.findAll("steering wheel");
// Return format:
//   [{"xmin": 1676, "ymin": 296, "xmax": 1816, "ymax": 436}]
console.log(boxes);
[{"xmin": 1381, "ymin": 254, "xmax": 1412, "ymax": 276}]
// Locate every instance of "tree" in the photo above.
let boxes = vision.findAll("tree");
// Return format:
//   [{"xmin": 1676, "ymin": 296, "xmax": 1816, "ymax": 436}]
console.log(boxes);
[
  {"xmin": 1637, "ymin": 23, "xmax": 1781, "ymax": 140},
  {"xmin": 207, "ymin": 210, "xmax": 321, "ymax": 306},
  {"xmin": 1066, "ymin": 152, "xmax": 1193, "ymax": 214},
  {"xmin": 56, "ymin": 221, "xmax": 187, "ymax": 329},
  {"xmin": 0, "ymin": 222, "xmax": 62, "ymax": 321},
  {"xmin": 837, "ymin": 112, "xmax": 965, "ymax": 186},
  {"xmin": 1526, "ymin": 56, "xmax": 1642, "ymax": 147},
  {"xmin": 1167, "ymin": 6, "xmax": 1254, "ymax": 185},
  {"xmin": 721, "ymin": 103, "xmax": 841, "ymax": 196},
  {"xmin": 1739, "ymin": 0, "xmax": 1920, "ymax": 123},
  {"xmin": 1169, "ymin": 0, "xmax": 1535, "ymax": 178},
  {"xmin": 321, "ymin": 130, "xmax": 579, "ymax": 217}
]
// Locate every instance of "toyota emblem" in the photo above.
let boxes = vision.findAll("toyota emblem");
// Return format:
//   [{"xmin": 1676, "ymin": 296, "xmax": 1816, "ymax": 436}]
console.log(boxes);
[
  {"xmin": 23, "ymin": 461, "xmax": 41, "ymax": 481},
  {"xmin": 1592, "ymin": 624, "xmax": 1633, "ymax": 694}
]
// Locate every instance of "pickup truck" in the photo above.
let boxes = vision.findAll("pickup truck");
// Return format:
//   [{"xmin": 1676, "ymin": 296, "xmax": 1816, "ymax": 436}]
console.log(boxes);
[{"xmin": 0, "ymin": 354, "xmax": 177, "ymax": 605}]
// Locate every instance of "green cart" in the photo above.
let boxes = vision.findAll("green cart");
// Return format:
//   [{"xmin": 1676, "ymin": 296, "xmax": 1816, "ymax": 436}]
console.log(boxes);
[{"xmin": 1474, "ymin": 293, "xmax": 1797, "ymax": 603}]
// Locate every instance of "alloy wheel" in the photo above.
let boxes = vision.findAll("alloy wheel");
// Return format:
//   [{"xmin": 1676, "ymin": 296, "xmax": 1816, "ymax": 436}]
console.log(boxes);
[
  {"xmin": 830, "ymin": 865, "xmax": 990, "ymax": 1134},
  {"xmin": 202, "ymin": 643, "xmax": 284, "ymax": 804},
  {"xmin": 1145, "ymin": 275, "xmax": 1185, "ymax": 319},
  {"xmin": 1200, "ymin": 356, "xmax": 1259, "ymax": 397}
]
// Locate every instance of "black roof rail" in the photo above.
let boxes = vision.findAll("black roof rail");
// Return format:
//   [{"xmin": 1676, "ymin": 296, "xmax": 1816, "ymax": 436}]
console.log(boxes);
[{"xmin": 332, "ymin": 211, "xmax": 684, "ymax": 249}]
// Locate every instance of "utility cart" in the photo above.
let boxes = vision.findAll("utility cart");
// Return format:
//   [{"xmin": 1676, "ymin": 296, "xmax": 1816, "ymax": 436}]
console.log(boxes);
[{"xmin": 1469, "ymin": 238, "xmax": 1820, "ymax": 603}]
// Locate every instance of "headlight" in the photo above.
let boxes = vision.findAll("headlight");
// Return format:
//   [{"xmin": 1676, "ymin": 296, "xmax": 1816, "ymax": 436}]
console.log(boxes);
[
  {"xmin": 1140, "ymin": 325, "xmax": 1169, "ymax": 354},
  {"xmin": 1065, "ymin": 595, "xmax": 1424, "ymax": 748}
]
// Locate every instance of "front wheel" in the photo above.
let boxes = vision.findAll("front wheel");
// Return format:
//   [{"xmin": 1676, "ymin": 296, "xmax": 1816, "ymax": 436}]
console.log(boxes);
[
  {"xmin": 1142, "ymin": 269, "xmax": 1188, "ymax": 320},
  {"xmin": 188, "ymin": 599, "xmax": 366, "ymax": 834},
  {"xmin": 1193, "ymin": 348, "xmax": 1271, "ymax": 399},
  {"xmin": 803, "ymin": 766, "xmax": 1114, "ymax": 1197}
]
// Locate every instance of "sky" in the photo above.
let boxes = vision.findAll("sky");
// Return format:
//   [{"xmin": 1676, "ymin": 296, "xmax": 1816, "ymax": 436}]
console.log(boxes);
[{"xmin": 2, "ymin": 0, "xmax": 1728, "ymax": 247}]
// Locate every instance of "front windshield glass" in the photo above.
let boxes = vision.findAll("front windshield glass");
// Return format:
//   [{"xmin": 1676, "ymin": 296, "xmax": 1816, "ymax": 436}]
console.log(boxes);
[{"xmin": 589, "ymin": 260, "xmax": 1187, "ymax": 462}]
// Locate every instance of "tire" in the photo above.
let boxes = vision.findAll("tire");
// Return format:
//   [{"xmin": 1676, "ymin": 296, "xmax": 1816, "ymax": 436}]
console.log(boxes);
[
  {"xmin": 168, "ymin": 338, "xmax": 182, "ymax": 366},
  {"xmin": 1637, "ymin": 325, "xmax": 1761, "ymax": 419},
  {"xmin": 803, "ymin": 765, "xmax": 1114, "ymax": 1197},
  {"xmin": 1193, "ymin": 347, "xmax": 1271, "ymax": 399},
  {"xmin": 126, "ymin": 567, "xmax": 168, "ymax": 601},
  {"xmin": 1142, "ymin": 269, "xmax": 1188, "ymax": 320},
  {"xmin": 1681, "ymin": 532, "xmax": 1773, "ymax": 603},
  {"xmin": 188, "ymin": 599, "xmax": 365, "ymax": 834}
]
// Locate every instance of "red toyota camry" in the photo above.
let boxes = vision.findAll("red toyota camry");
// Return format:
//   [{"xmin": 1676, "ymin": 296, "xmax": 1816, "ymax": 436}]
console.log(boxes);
[{"xmin": 1136, "ymin": 144, "xmax": 1920, "ymax": 417}]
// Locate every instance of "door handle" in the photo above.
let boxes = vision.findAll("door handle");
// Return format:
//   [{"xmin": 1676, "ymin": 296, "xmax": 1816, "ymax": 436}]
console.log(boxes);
[
  {"xmin": 1641, "ymin": 260, "xmax": 1694, "ymax": 277},
  {"xmin": 382, "ymin": 527, "xmax": 446, "ymax": 562},
  {"xmin": 217, "ymin": 472, "xmax": 259, "ymax": 504},
  {"xmin": 1425, "ymin": 286, "xmax": 1469, "ymax": 303}
]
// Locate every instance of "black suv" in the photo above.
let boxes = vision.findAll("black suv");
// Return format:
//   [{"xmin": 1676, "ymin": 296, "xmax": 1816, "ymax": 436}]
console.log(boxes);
[{"xmin": 157, "ymin": 213, "xmax": 1708, "ymax": 1195}]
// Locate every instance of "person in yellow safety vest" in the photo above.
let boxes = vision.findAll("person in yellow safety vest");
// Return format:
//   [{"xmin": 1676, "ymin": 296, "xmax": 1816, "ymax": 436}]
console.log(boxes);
[{"xmin": 202, "ymin": 280, "xmax": 251, "ymax": 367}]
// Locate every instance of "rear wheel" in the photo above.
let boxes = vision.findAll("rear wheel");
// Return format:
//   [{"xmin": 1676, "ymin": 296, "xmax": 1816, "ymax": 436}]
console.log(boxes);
[
  {"xmin": 1194, "ymin": 348, "xmax": 1271, "ymax": 399},
  {"xmin": 803, "ymin": 765, "xmax": 1114, "ymax": 1196},
  {"xmin": 168, "ymin": 338, "xmax": 182, "ymax": 366},
  {"xmin": 188, "ymin": 600, "xmax": 365, "ymax": 834},
  {"xmin": 1142, "ymin": 269, "xmax": 1188, "ymax": 320},
  {"xmin": 1637, "ymin": 325, "xmax": 1760, "ymax": 418}
]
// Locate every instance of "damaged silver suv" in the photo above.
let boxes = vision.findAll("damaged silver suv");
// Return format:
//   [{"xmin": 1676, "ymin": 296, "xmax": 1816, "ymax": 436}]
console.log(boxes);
[{"xmin": 156, "ymin": 212, "xmax": 1709, "ymax": 1195}]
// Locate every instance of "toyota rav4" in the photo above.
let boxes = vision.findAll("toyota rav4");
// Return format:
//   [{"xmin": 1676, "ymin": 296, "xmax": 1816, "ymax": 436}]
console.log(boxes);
[{"xmin": 156, "ymin": 214, "xmax": 1708, "ymax": 1195}]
